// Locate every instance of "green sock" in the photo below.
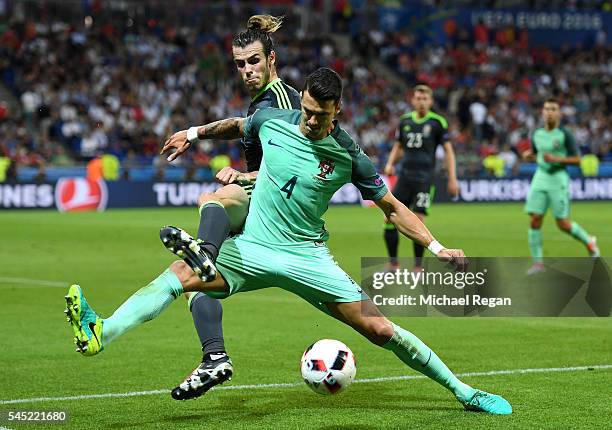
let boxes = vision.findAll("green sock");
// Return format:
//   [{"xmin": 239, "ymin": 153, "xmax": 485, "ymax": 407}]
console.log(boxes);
[
  {"xmin": 570, "ymin": 222, "xmax": 590, "ymax": 245},
  {"xmin": 528, "ymin": 228, "xmax": 543, "ymax": 263},
  {"xmin": 103, "ymin": 269, "xmax": 184, "ymax": 345},
  {"xmin": 383, "ymin": 323, "xmax": 475, "ymax": 402}
]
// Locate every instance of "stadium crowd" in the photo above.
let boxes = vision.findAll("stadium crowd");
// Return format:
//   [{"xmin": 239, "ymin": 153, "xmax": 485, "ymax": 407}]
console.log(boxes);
[
  {"xmin": 0, "ymin": 2, "xmax": 610, "ymax": 182},
  {"xmin": 356, "ymin": 22, "xmax": 612, "ymax": 176},
  {"xmin": 0, "ymin": 11, "xmax": 406, "ymax": 181}
]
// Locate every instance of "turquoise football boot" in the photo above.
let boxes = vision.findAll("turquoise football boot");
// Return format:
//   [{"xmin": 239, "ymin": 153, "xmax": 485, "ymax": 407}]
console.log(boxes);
[
  {"xmin": 462, "ymin": 390, "xmax": 513, "ymax": 415},
  {"xmin": 64, "ymin": 284, "xmax": 103, "ymax": 356}
]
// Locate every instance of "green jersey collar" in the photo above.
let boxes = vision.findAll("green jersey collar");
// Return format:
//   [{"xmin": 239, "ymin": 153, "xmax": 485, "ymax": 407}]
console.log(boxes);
[
  {"xmin": 251, "ymin": 78, "xmax": 282, "ymax": 102},
  {"xmin": 411, "ymin": 110, "xmax": 432, "ymax": 124}
]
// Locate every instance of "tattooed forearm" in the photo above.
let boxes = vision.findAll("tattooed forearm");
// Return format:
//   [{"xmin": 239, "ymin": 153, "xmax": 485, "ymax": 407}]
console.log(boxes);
[{"xmin": 198, "ymin": 117, "xmax": 245, "ymax": 140}]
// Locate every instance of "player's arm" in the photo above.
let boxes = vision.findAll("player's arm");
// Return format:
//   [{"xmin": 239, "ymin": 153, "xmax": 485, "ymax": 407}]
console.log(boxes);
[
  {"xmin": 350, "ymin": 134, "xmax": 464, "ymax": 270},
  {"xmin": 375, "ymin": 191, "xmax": 467, "ymax": 270},
  {"xmin": 521, "ymin": 149, "xmax": 536, "ymax": 162},
  {"xmin": 161, "ymin": 117, "xmax": 247, "ymax": 162},
  {"xmin": 543, "ymin": 153, "xmax": 580, "ymax": 165},
  {"xmin": 443, "ymin": 141, "xmax": 459, "ymax": 197},
  {"xmin": 521, "ymin": 134, "xmax": 537, "ymax": 162},
  {"xmin": 384, "ymin": 141, "xmax": 404, "ymax": 176}
]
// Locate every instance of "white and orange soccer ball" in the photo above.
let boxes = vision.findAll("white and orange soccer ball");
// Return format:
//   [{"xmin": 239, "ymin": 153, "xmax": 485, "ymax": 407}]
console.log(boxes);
[{"xmin": 300, "ymin": 339, "xmax": 356, "ymax": 395}]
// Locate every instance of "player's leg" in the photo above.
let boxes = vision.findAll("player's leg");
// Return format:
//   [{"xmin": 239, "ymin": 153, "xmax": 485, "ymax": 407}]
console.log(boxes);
[
  {"xmin": 278, "ymin": 245, "xmax": 510, "ymax": 414},
  {"xmin": 325, "ymin": 300, "xmax": 512, "ymax": 414},
  {"xmin": 161, "ymin": 261, "xmax": 234, "ymax": 401},
  {"xmin": 555, "ymin": 218, "xmax": 600, "ymax": 257},
  {"xmin": 383, "ymin": 220, "xmax": 399, "ymax": 269},
  {"xmin": 179, "ymin": 184, "xmax": 246, "ymax": 357},
  {"xmin": 198, "ymin": 183, "xmax": 250, "ymax": 255},
  {"xmin": 527, "ymin": 213, "xmax": 545, "ymax": 274},
  {"xmin": 168, "ymin": 185, "xmax": 249, "ymax": 383},
  {"xmin": 184, "ymin": 185, "xmax": 247, "ymax": 391},
  {"xmin": 551, "ymin": 190, "xmax": 600, "ymax": 257},
  {"xmin": 64, "ymin": 260, "xmax": 227, "ymax": 356},
  {"xmin": 525, "ymin": 186, "xmax": 547, "ymax": 274},
  {"xmin": 166, "ymin": 233, "xmax": 275, "ymax": 400},
  {"xmin": 412, "ymin": 213, "xmax": 426, "ymax": 270}
]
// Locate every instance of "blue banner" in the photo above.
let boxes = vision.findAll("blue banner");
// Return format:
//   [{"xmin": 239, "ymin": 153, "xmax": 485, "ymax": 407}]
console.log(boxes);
[
  {"xmin": 1, "ymin": 177, "xmax": 612, "ymax": 210},
  {"xmin": 379, "ymin": 7, "xmax": 612, "ymax": 48}
]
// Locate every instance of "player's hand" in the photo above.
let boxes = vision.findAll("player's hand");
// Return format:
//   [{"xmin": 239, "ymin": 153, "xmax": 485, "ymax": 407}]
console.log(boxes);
[
  {"xmin": 161, "ymin": 130, "xmax": 191, "ymax": 162},
  {"xmin": 543, "ymin": 153, "xmax": 558, "ymax": 163},
  {"xmin": 447, "ymin": 178, "xmax": 460, "ymax": 198},
  {"xmin": 436, "ymin": 248, "xmax": 468, "ymax": 272},
  {"xmin": 216, "ymin": 167, "xmax": 248, "ymax": 185},
  {"xmin": 521, "ymin": 150, "xmax": 534, "ymax": 161},
  {"xmin": 384, "ymin": 164, "xmax": 395, "ymax": 176}
]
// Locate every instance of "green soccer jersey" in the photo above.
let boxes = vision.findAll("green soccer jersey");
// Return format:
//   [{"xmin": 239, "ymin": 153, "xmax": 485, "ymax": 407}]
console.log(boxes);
[
  {"xmin": 530, "ymin": 126, "xmax": 578, "ymax": 189},
  {"xmin": 242, "ymin": 108, "xmax": 388, "ymax": 244}
]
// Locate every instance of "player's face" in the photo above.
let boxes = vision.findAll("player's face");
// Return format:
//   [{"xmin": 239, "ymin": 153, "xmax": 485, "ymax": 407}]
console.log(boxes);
[
  {"xmin": 232, "ymin": 41, "xmax": 273, "ymax": 94},
  {"xmin": 542, "ymin": 102, "xmax": 561, "ymax": 126},
  {"xmin": 299, "ymin": 90, "xmax": 340, "ymax": 140},
  {"xmin": 411, "ymin": 91, "xmax": 433, "ymax": 116}
]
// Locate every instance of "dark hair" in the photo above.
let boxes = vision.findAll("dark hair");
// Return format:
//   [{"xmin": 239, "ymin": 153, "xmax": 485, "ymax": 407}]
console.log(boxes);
[
  {"xmin": 304, "ymin": 67, "xmax": 343, "ymax": 103},
  {"xmin": 413, "ymin": 84, "xmax": 433, "ymax": 96},
  {"xmin": 544, "ymin": 98, "xmax": 560, "ymax": 106},
  {"xmin": 232, "ymin": 15, "xmax": 283, "ymax": 57}
]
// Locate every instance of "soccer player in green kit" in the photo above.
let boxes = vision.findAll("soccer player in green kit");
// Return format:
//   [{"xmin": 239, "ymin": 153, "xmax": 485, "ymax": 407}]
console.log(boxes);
[
  {"xmin": 523, "ymin": 99, "xmax": 600, "ymax": 274},
  {"xmin": 64, "ymin": 68, "xmax": 511, "ymax": 414}
]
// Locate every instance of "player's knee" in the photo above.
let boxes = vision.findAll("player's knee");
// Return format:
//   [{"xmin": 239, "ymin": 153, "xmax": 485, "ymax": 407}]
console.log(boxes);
[
  {"xmin": 169, "ymin": 260, "xmax": 198, "ymax": 287},
  {"xmin": 556, "ymin": 219, "xmax": 571, "ymax": 232},
  {"xmin": 364, "ymin": 318, "xmax": 394, "ymax": 346},
  {"xmin": 197, "ymin": 192, "xmax": 217, "ymax": 208},
  {"xmin": 530, "ymin": 215, "xmax": 543, "ymax": 229},
  {"xmin": 215, "ymin": 184, "xmax": 248, "ymax": 208}
]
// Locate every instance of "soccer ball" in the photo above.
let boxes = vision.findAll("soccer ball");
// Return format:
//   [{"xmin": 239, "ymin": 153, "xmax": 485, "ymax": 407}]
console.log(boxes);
[{"xmin": 300, "ymin": 339, "xmax": 356, "ymax": 395}]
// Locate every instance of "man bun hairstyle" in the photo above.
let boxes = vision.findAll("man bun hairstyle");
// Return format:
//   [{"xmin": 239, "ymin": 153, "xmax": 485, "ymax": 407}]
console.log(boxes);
[
  {"xmin": 233, "ymin": 15, "xmax": 283, "ymax": 57},
  {"xmin": 247, "ymin": 15, "xmax": 283, "ymax": 33},
  {"xmin": 304, "ymin": 67, "xmax": 343, "ymax": 103}
]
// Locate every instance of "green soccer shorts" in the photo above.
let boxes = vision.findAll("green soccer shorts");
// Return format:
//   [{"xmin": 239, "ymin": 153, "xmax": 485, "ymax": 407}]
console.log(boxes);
[
  {"xmin": 524, "ymin": 185, "xmax": 570, "ymax": 219},
  {"xmin": 208, "ymin": 235, "xmax": 368, "ymax": 314}
]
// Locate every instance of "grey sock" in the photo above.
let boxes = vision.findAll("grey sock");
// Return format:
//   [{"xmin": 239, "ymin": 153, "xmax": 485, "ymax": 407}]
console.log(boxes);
[
  {"xmin": 190, "ymin": 292, "xmax": 226, "ymax": 356},
  {"xmin": 197, "ymin": 203, "xmax": 230, "ymax": 262}
]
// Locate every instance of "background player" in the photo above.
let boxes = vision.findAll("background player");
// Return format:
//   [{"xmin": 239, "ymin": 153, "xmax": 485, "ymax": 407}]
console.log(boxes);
[
  {"xmin": 170, "ymin": 15, "xmax": 301, "ymax": 400},
  {"xmin": 64, "ymin": 68, "xmax": 511, "ymax": 415},
  {"xmin": 522, "ymin": 99, "xmax": 600, "ymax": 274},
  {"xmin": 383, "ymin": 85, "xmax": 459, "ymax": 271}
]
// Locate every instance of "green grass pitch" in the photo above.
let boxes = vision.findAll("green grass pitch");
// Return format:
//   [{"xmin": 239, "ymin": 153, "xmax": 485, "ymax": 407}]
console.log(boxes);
[{"xmin": 0, "ymin": 202, "xmax": 611, "ymax": 429}]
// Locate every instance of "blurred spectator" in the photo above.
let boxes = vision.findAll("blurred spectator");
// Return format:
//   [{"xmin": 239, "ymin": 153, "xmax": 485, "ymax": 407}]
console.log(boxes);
[
  {"xmin": 0, "ymin": 152, "xmax": 10, "ymax": 182},
  {"xmin": 86, "ymin": 156, "xmax": 103, "ymax": 181},
  {"xmin": 483, "ymin": 145, "xmax": 506, "ymax": 177},
  {"xmin": 210, "ymin": 154, "xmax": 231, "ymax": 175},
  {"xmin": 101, "ymin": 154, "xmax": 120, "ymax": 181},
  {"xmin": 473, "ymin": 19, "xmax": 489, "ymax": 46},
  {"xmin": 580, "ymin": 154, "xmax": 600, "ymax": 177},
  {"xmin": 499, "ymin": 144, "xmax": 519, "ymax": 176},
  {"xmin": 469, "ymin": 96, "xmax": 487, "ymax": 143}
]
